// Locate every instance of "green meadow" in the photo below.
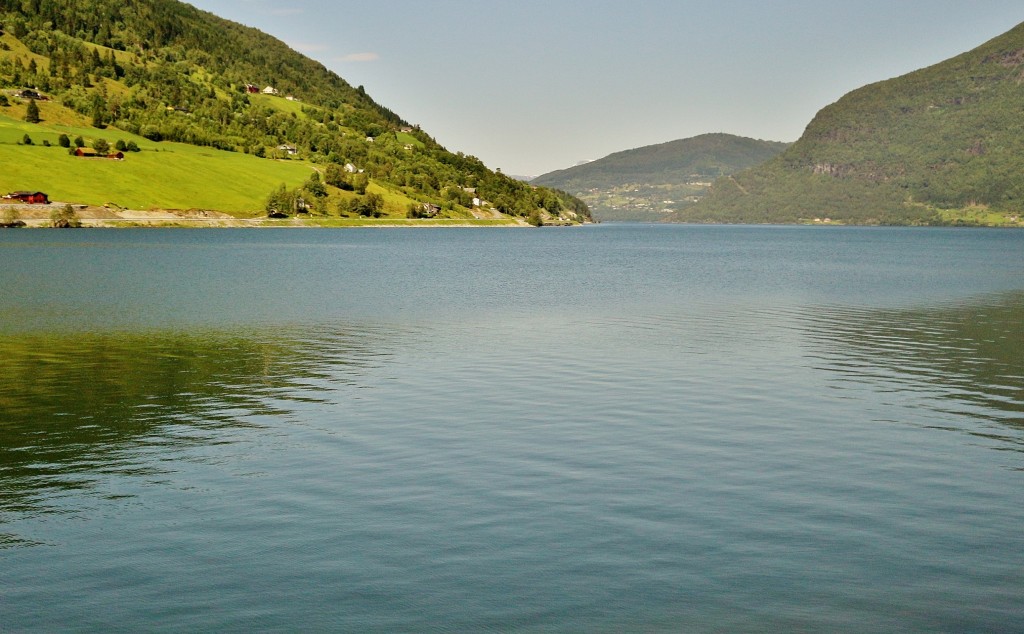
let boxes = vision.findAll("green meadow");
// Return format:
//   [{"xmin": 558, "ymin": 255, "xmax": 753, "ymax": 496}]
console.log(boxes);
[
  {"xmin": 247, "ymin": 93, "xmax": 312, "ymax": 117},
  {"xmin": 395, "ymin": 131, "xmax": 426, "ymax": 149},
  {"xmin": 0, "ymin": 114, "xmax": 313, "ymax": 213}
]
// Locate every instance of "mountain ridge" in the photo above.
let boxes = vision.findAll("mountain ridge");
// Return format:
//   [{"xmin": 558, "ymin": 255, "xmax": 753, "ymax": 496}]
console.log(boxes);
[
  {"xmin": 679, "ymin": 21, "xmax": 1024, "ymax": 226},
  {"xmin": 533, "ymin": 133, "xmax": 788, "ymax": 221}
]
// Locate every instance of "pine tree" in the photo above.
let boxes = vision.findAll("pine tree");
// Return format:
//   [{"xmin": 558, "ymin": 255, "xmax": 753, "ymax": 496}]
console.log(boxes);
[{"xmin": 24, "ymin": 98, "xmax": 40, "ymax": 123}]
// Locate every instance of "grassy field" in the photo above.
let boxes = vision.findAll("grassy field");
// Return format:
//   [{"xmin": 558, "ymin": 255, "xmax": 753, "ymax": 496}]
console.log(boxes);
[
  {"xmin": 248, "ymin": 93, "xmax": 312, "ymax": 117},
  {"xmin": 395, "ymin": 131, "xmax": 425, "ymax": 149},
  {"xmin": 936, "ymin": 205, "xmax": 1022, "ymax": 227},
  {"xmin": 0, "ymin": 114, "xmax": 313, "ymax": 213}
]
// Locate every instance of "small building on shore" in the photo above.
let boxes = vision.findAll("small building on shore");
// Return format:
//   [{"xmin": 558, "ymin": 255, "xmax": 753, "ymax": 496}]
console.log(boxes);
[{"xmin": 2, "ymin": 191, "xmax": 49, "ymax": 204}]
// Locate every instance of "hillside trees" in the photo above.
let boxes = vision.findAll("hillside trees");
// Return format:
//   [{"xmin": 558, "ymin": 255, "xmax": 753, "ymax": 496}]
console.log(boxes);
[
  {"xmin": 0, "ymin": 0, "xmax": 590, "ymax": 221},
  {"xmin": 689, "ymin": 21, "xmax": 1024, "ymax": 224},
  {"xmin": 264, "ymin": 183, "xmax": 296, "ymax": 216}
]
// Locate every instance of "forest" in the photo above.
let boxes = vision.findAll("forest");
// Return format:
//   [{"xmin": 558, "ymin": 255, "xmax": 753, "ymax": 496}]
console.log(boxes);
[{"xmin": 685, "ymin": 21, "xmax": 1024, "ymax": 226}]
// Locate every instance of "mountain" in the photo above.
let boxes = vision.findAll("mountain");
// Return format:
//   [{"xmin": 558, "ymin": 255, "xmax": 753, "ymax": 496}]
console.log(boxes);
[
  {"xmin": 0, "ymin": 0, "xmax": 589, "ymax": 224},
  {"xmin": 532, "ymin": 133, "xmax": 788, "ymax": 221},
  {"xmin": 682, "ymin": 22, "xmax": 1024, "ymax": 226}
]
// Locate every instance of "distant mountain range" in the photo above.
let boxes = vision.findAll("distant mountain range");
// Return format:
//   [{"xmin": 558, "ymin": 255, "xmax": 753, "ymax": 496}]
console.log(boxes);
[
  {"xmin": 533, "ymin": 134, "xmax": 788, "ymax": 221},
  {"xmin": 683, "ymin": 21, "xmax": 1024, "ymax": 226}
]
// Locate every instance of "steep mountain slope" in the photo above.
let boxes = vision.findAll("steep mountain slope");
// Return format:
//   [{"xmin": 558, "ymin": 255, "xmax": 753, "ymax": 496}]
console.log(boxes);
[
  {"xmin": 0, "ymin": 0, "xmax": 589, "ymax": 223},
  {"xmin": 533, "ymin": 133, "xmax": 787, "ymax": 221},
  {"xmin": 683, "ymin": 22, "xmax": 1024, "ymax": 226}
]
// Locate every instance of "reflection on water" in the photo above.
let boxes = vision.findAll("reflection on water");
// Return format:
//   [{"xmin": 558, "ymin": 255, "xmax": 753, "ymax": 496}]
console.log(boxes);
[
  {"xmin": 1, "ymin": 228, "xmax": 1022, "ymax": 631},
  {"xmin": 800, "ymin": 292, "xmax": 1024, "ymax": 450},
  {"xmin": 0, "ymin": 324, "xmax": 398, "ymax": 544}
]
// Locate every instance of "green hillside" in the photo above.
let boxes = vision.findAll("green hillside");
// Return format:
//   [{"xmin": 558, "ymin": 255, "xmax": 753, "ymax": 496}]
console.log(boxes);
[
  {"xmin": 683, "ymin": 22, "xmax": 1024, "ymax": 226},
  {"xmin": 533, "ymin": 134, "xmax": 788, "ymax": 221},
  {"xmin": 0, "ymin": 0, "xmax": 590, "ymax": 223},
  {"xmin": 0, "ymin": 113, "xmax": 313, "ymax": 212}
]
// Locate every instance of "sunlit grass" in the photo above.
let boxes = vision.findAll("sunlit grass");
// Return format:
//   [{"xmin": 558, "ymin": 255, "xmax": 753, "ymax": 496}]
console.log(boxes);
[
  {"xmin": 1, "ymin": 114, "xmax": 313, "ymax": 213},
  {"xmin": 936, "ymin": 204, "xmax": 1023, "ymax": 227}
]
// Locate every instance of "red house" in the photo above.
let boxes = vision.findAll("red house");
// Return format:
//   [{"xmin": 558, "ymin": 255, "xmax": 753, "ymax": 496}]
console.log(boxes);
[
  {"xmin": 74, "ymin": 148, "xmax": 124, "ymax": 159},
  {"xmin": 3, "ymin": 191, "xmax": 49, "ymax": 204}
]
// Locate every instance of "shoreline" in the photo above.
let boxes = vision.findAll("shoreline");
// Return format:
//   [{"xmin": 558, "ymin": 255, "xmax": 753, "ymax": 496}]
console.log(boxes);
[
  {"xmin": 2, "ymin": 203, "xmax": 1018, "ymax": 229},
  {"xmin": 0, "ymin": 203, "xmax": 553, "ymax": 228}
]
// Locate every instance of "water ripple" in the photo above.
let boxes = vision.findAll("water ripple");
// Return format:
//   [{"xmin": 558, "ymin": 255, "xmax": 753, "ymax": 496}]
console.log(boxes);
[{"xmin": 796, "ymin": 292, "xmax": 1024, "ymax": 448}]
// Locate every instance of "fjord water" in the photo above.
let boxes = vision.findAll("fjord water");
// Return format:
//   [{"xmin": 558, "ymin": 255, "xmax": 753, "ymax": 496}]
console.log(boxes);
[{"xmin": 1, "ymin": 225, "xmax": 1022, "ymax": 632}]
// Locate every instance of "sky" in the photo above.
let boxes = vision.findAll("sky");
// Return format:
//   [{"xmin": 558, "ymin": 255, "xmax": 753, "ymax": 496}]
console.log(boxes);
[{"xmin": 185, "ymin": 0, "xmax": 1024, "ymax": 177}]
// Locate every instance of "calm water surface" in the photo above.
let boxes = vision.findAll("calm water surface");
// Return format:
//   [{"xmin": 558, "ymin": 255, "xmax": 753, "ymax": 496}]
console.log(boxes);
[{"xmin": 1, "ymin": 225, "xmax": 1022, "ymax": 631}]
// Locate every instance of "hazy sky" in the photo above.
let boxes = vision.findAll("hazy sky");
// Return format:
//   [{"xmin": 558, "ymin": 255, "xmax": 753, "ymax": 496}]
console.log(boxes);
[{"xmin": 186, "ymin": 0, "xmax": 1024, "ymax": 176}]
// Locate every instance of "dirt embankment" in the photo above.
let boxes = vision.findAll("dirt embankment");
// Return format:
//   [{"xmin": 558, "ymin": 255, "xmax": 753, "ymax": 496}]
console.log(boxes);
[
  {"xmin": 1, "ymin": 202, "xmax": 270, "ymax": 227},
  {"xmin": 1, "ymin": 203, "xmax": 579, "ymax": 228}
]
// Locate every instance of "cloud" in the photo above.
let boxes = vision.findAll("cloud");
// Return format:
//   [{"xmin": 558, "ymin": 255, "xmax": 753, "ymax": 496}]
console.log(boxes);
[{"xmin": 336, "ymin": 52, "xmax": 380, "ymax": 63}]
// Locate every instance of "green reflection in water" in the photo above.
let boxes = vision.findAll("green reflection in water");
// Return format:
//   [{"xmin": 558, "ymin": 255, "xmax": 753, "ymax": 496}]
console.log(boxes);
[
  {"xmin": 801, "ymin": 291, "xmax": 1024, "ymax": 447},
  {"xmin": 0, "ymin": 324, "xmax": 395, "ymax": 543}
]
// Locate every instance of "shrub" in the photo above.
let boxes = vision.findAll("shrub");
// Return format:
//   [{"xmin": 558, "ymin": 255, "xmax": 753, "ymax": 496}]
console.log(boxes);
[
  {"xmin": 50, "ymin": 204, "xmax": 82, "ymax": 228},
  {"xmin": 2, "ymin": 206, "xmax": 21, "ymax": 225}
]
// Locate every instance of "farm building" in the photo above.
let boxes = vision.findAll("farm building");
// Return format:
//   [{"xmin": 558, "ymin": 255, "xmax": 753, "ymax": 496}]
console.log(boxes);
[
  {"xmin": 74, "ymin": 148, "xmax": 125, "ymax": 159},
  {"xmin": 2, "ymin": 191, "xmax": 49, "ymax": 204}
]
